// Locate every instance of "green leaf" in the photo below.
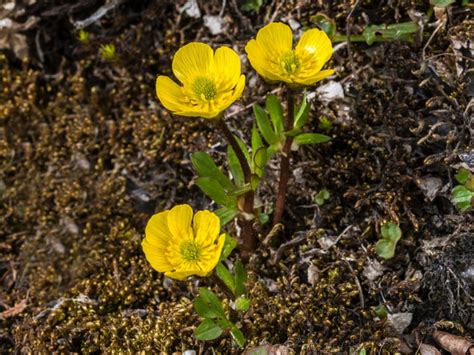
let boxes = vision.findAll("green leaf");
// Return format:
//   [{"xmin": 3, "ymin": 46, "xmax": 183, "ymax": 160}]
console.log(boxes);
[
  {"xmin": 310, "ymin": 12, "xmax": 337, "ymax": 38},
  {"xmin": 266, "ymin": 94, "xmax": 284, "ymax": 137},
  {"xmin": 231, "ymin": 184, "xmax": 252, "ymax": 197},
  {"xmin": 294, "ymin": 133, "xmax": 332, "ymax": 145},
  {"xmin": 380, "ymin": 222, "xmax": 402, "ymax": 243},
  {"xmin": 376, "ymin": 222, "xmax": 402, "ymax": 260},
  {"xmin": 293, "ymin": 95, "xmax": 310, "ymax": 130},
  {"xmin": 194, "ymin": 288, "xmax": 226, "ymax": 319},
  {"xmin": 194, "ymin": 319, "xmax": 223, "ymax": 341},
  {"xmin": 234, "ymin": 135, "xmax": 251, "ymax": 163},
  {"xmin": 192, "ymin": 152, "xmax": 235, "ymax": 191},
  {"xmin": 455, "ymin": 168, "xmax": 470, "ymax": 184},
  {"xmin": 362, "ymin": 22, "xmax": 418, "ymax": 45},
  {"xmin": 250, "ymin": 175, "xmax": 261, "ymax": 190},
  {"xmin": 234, "ymin": 260, "xmax": 247, "ymax": 297},
  {"xmin": 230, "ymin": 325, "xmax": 246, "ymax": 348},
  {"xmin": 254, "ymin": 104, "xmax": 277, "ymax": 145},
  {"xmin": 195, "ymin": 177, "xmax": 236, "ymax": 207},
  {"xmin": 215, "ymin": 207, "xmax": 238, "ymax": 226},
  {"xmin": 216, "ymin": 263, "xmax": 235, "ymax": 294},
  {"xmin": 374, "ymin": 304, "xmax": 388, "ymax": 319},
  {"xmin": 319, "ymin": 116, "xmax": 333, "ymax": 130},
  {"xmin": 314, "ymin": 188, "xmax": 330, "ymax": 206},
  {"xmin": 253, "ymin": 147, "xmax": 268, "ymax": 178},
  {"xmin": 228, "ymin": 145, "xmax": 244, "ymax": 187},
  {"xmin": 258, "ymin": 212, "xmax": 269, "ymax": 225},
  {"xmin": 451, "ymin": 185, "xmax": 474, "ymax": 211},
  {"xmin": 235, "ymin": 296, "xmax": 251, "ymax": 312},
  {"xmin": 375, "ymin": 239, "xmax": 396, "ymax": 260},
  {"xmin": 465, "ymin": 175, "xmax": 474, "ymax": 192},
  {"xmin": 430, "ymin": 0, "xmax": 455, "ymax": 7},
  {"xmin": 241, "ymin": 0, "xmax": 263, "ymax": 12},
  {"xmin": 220, "ymin": 234, "xmax": 238, "ymax": 260}
]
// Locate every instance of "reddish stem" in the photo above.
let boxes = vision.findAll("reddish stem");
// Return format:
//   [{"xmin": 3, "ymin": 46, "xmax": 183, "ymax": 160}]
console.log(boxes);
[
  {"xmin": 215, "ymin": 119, "xmax": 256, "ymax": 260},
  {"xmin": 272, "ymin": 89, "xmax": 295, "ymax": 226}
]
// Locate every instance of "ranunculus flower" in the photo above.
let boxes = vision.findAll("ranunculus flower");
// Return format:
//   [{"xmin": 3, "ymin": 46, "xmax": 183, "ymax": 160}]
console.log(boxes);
[
  {"xmin": 156, "ymin": 43, "xmax": 245, "ymax": 119},
  {"xmin": 142, "ymin": 204, "xmax": 225, "ymax": 280},
  {"xmin": 245, "ymin": 22, "xmax": 334, "ymax": 87}
]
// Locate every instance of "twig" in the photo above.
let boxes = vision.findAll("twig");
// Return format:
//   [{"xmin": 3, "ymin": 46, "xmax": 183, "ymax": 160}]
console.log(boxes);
[
  {"xmin": 272, "ymin": 232, "xmax": 307, "ymax": 264},
  {"xmin": 73, "ymin": 0, "xmax": 125, "ymax": 29}
]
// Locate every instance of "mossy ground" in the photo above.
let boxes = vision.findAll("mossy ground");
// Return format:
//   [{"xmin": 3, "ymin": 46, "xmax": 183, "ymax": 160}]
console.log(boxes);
[{"xmin": 1, "ymin": 0, "xmax": 473, "ymax": 352}]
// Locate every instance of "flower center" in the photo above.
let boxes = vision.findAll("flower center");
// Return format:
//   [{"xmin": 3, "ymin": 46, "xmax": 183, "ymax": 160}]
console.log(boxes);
[
  {"xmin": 281, "ymin": 50, "xmax": 300, "ymax": 74},
  {"xmin": 179, "ymin": 240, "xmax": 201, "ymax": 261},
  {"xmin": 192, "ymin": 76, "xmax": 217, "ymax": 101}
]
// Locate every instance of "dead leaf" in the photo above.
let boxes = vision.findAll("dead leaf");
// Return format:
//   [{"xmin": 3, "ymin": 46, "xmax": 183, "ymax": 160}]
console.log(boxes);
[
  {"xmin": 432, "ymin": 330, "xmax": 474, "ymax": 355},
  {"xmin": 0, "ymin": 299, "xmax": 27, "ymax": 319},
  {"xmin": 416, "ymin": 176, "xmax": 443, "ymax": 201},
  {"xmin": 244, "ymin": 344, "xmax": 290, "ymax": 355},
  {"xmin": 419, "ymin": 343, "xmax": 441, "ymax": 355},
  {"xmin": 363, "ymin": 258, "xmax": 386, "ymax": 282},
  {"xmin": 387, "ymin": 312, "xmax": 413, "ymax": 334}
]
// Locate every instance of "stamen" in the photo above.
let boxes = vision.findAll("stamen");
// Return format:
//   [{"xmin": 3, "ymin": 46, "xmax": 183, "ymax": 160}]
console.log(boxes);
[
  {"xmin": 179, "ymin": 240, "xmax": 201, "ymax": 261},
  {"xmin": 192, "ymin": 77, "xmax": 217, "ymax": 100},
  {"xmin": 281, "ymin": 50, "xmax": 300, "ymax": 74}
]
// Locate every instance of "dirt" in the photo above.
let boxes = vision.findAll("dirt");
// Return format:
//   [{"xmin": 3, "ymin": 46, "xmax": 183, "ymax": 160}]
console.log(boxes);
[{"xmin": 0, "ymin": 0, "xmax": 473, "ymax": 353}]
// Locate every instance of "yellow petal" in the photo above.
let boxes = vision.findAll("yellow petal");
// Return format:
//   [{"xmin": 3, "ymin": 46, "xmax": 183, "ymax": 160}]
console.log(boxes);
[
  {"xmin": 167, "ymin": 204, "xmax": 194, "ymax": 240},
  {"xmin": 145, "ymin": 210, "xmax": 172, "ymax": 248},
  {"xmin": 196, "ymin": 233, "xmax": 225, "ymax": 273},
  {"xmin": 164, "ymin": 269, "xmax": 191, "ymax": 281},
  {"xmin": 245, "ymin": 40, "xmax": 281, "ymax": 82},
  {"xmin": 156, "ymin": 75, "xmax": 185, "ymax": 111},
  {"xmin": 226, "ymin": 74, "xmax": 246, "ymax": 107},
  {"xmin": 172, "ymin": 42, "xmax": 213, "ymax": 83},
  {"xmin": 298, "ymin": 69, "xmax": 334, "ymax": 86},
  {"xmin": 295, "ymin": 28, "xmax": 333, "ymax": 66},
  {"xmin": 214, "ymin": 46, "xmax": 241, "ymax": 90},
  {"xmin": 142, "ymin": 239, "xmax": 174, "ymax": 272},
  {"xmin": 255, "ymin": 22, "xmax": 293, "ymax": 58},
  {"xmin": 193, "ymin": 210, "xmax": 220, "ymax": 247}
]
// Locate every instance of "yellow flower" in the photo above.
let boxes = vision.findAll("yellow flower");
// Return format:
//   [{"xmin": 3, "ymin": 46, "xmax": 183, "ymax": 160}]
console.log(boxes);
[
  {"xmin": 156, "ymin": 43, "xmax": 246, "ymax": 119},
  {"xmin": 142, "ymin": 204, "xmax": 225, "ymax": 280},
  {"xmin": 245, "ymin": 22, "xmax": 334, "ymax": 86}
]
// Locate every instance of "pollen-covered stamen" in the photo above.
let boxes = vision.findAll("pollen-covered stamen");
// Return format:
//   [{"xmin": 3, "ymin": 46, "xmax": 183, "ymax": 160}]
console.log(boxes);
[
  {"xmin": 192, "ymin": 76, "xmax": 217, "ymax": 101},
  {"xmin": 179, "ymin": 240, "xmax": 201, "ymax": 261},
  {"xmin": 281, "ymin": 50, "xmax": 300, "ymax": 74}
]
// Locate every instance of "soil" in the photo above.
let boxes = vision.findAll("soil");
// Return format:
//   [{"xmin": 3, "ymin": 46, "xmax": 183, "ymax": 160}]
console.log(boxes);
[{"xmin": 1, "ymin": 0, "xmax": 473, "ymax": 353}]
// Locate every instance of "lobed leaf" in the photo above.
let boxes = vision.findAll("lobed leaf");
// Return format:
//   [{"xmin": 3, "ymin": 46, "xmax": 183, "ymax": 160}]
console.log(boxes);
[
  {"xmin": 227, "ymin": 145, "xmax": 244, "ymax": 187},
  {"xmin": 195, "ymin": 177, "xmax": 237, "ymax": 208},
  {"xmin": 293, "ymin": 95, "xmax": 311, "ymax": 130},
  {"xmin": 220, "ymin": 233, "xmax": 238, "ymax": 260},
  {"xmin": 234, "ymin": 260, "xmax": 247, "ymax": 297},
  {"xmin": 293, "ymin": 133, "xmax": 331, "ymax": 145},
  {"xmin": 265, "ymin": 94, "xmax": 284, "ymax": 137},
  {"xmin": 194, "ymin": 288, "xmax": 226, "ymax": 319},
  {"xmin": 254, "ymin": 104, "xmax": 277, "ymax": 145},
  {"xmin": 216, "ymin": 263, "xmax": 235, "ymax": 294},
  {"xmin": 194, "ymin": 319, "xmax": 223, "ymax": 341},
  {"xmin": 192, "ymin": 152, "xmax": 235, "ymax": 191},
  {"xmin": 215, "ymin": 207, "xmax": 238, "ymax": 226}
]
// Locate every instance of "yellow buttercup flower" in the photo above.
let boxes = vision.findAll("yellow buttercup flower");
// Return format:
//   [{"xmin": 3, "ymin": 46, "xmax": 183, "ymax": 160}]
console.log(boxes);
[
  {"xmin": 245, "ymin": 22, "xmax": 334, "ymax": 86},
  {"xmin": 156, "ymin": 43, "xmax": 246, "ymax": 119},
  {"xmin": 142, "ymin": 204, "xmax": 225, "ymax": 280}
]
